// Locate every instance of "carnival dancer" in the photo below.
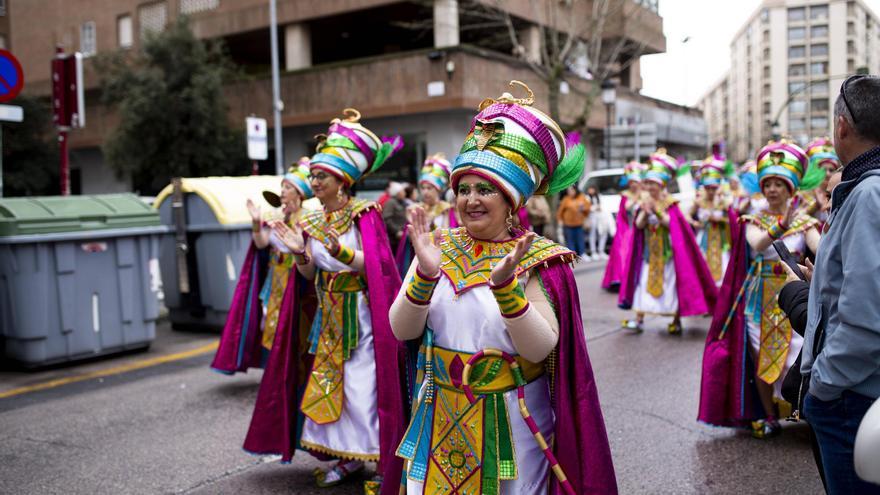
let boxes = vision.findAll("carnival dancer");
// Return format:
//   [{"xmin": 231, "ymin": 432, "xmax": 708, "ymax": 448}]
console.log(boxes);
[
  {"xmin": 395, "ymin": 154, "xmax": 456, "ymax": 274},
  {"xmin": 601, "ymin": 160, "xmax": 644, "ymax": 291},
  {"xmin": 387, "ymin": 81, "xmax": 617, "ymax": 495},
  {"xmin": 618, "ymin": 150, "xmax": 718, "ymax": 334},
  {"xmin": 698, "ymin": 139, "xmax": 821, "ymax": 439},
  {"xmin": 736, "ymin": 160, "xmax": 767, "ymax": 215},
  {"xmin": 211, "ymin": 159, "xmax": 314, "ymax": 374},
  {"xmin": 802, "ymin": 137, "xmax": 840, "ymax": 228},
  {"xmin": 689, "ymin": 157, "xmax": 736, "ymax": 287},
  {"xmin": 242, "ymin": 109, "xmax": 408, "ymax": 494}
]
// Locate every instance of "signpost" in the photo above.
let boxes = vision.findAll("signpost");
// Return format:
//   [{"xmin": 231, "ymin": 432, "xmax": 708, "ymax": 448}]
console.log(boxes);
[
  {"xmin": 246, "ymin": 116, "xmax": 268, "ymax": 175},
  {"xmin": 0, "ymin": 49, "xmax": 24, "ymax": 197},
  {"xmin": 52, "ymin": 48, "xmax": 85, "ymax": 196}
]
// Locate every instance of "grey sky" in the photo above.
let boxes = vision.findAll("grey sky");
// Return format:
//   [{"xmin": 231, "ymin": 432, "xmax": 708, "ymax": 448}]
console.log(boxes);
[{"xmin": 640, "ymin": 0, "xmax": 880, "ymax": 107}]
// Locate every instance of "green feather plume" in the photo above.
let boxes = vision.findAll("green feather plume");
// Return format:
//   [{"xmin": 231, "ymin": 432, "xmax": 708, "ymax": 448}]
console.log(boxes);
[
  {"xmin": 723, "ymin": 160, "xmax": 737, "ymax": 178},
  {"xmin": 546, "ymin": 144, "xmax": 586, "ymax": 195},
  {"xmin": 800, "ymin": 161, "xmax": 827, "ymax": 191}
]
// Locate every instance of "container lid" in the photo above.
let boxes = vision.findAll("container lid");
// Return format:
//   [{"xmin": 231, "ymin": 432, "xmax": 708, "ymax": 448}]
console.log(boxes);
[
  {"xmin": 153, "ymin": 176, "xmax": 284, "ymax": 225},
  {"xmin": 0, "ymin": 194, "xmax": 160, "ymax": 237}
]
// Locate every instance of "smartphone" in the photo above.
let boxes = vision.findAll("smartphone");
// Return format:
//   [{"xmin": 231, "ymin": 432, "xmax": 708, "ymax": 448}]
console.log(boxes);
[{"xmin": 772, "ymin": 239, "xmax": 806, "ymax": 281}]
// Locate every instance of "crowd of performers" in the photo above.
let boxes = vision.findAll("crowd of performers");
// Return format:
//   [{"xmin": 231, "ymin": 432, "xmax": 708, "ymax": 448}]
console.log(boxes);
[
  {"xmin": 211, "ymin": 82, "xmax": 617, "ymax": 494},
  {"xmin": 602, "ymin": 136, "xmax": 841, "ymax": 440}
]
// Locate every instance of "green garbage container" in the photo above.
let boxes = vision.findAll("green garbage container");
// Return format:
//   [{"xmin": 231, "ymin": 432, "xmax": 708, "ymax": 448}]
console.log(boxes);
[{"xmin": 0, "ymin": 194, "xmax": 166, "ymax": 367}]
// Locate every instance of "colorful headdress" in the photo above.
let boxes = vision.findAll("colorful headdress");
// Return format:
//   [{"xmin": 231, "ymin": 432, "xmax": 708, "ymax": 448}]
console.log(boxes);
[
  {"xmin": 806, "ymin": 137, "xmax": 841, "ymax": 172},
  {"xmin": 697, "ymin": 157, "xmax": 732, "ymax": 188},
  {"xmin": 451, "ymin": 81, "xmax": 585, "ymax": 208},
  {"xmin": 310, "ymin": 108, "xmax": 403, "ymax": 187},
  {"xmin": 623, "ymin": 161, "xmax": 646, "ymax": 184},
  {"xmin": 756, "ymin": 139, "xmax": 808, "ymax": 191},
  {"xmin": 419, "ymin": 153, "xmax": 452, "ymax": 192},
  {"xmin": 283, "ymin": 156, "xmax": 314, "ymax": 199},
  {"xmin": 643, "ymin": 149, "xmax": 679, "ymax": 186}
]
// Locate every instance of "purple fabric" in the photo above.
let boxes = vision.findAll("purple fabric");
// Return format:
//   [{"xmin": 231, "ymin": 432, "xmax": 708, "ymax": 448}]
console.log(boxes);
[
  {"xmin": 518, "ymin": 207, "xmax": 531, "ymax": 230},
  {"xmin": 539, "ymin": 263, "xmax": 618, "ymax": 494},
  {"xmin": 356, "ymin": 209, "xmax": 409, "ymax": 493},
  {"xmin": 242, "ymin": 268, "xmax": 315, "ymax": 460},
  {"xmin": 697, "ymin": 212, "xmax": 761, "ymax": 426},
  {"xmin": 394, "ymin": 225, "xmax": 415, "ymax": 277},
  {"xmin": 211, "ymin": 243, "xmax": 266, "ymax": 374},
  {"xmin": 617, "ymin": 203, "xmax": 718, "ymax": 315},
  {"xmin": 448, "ymin": 208, "xmax": 459, "ymax": 228},
  {"xmin": 328, "ymin": 123, "xmax": 375, "ymax": 164},
  {"xmin": 473, "ymin": 103, "xmax": 560, "ymax": 171},
  {"xmin": 601, "ymin": 198, "xmax": 631, "ymax": 290}
]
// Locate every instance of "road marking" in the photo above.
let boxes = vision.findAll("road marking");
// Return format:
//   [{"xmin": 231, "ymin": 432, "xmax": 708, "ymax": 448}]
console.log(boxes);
[{"xmin": 0, "ymin": 342, "xmax": 219, "ymax": 400}]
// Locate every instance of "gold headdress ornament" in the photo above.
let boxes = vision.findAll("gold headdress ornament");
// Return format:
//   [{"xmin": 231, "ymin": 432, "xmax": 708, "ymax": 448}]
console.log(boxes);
[{"xmin": 478, "ymin": 80, "xmax": 536, "ymax": 111}]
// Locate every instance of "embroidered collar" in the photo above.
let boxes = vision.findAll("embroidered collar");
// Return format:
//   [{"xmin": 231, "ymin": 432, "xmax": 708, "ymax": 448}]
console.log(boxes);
[
  {"xmin": 742, "ymin": 210, "xmax": 818, "ymax": 237},
  {"xmin": 436, "ymin": 227, "xmax": 575, "ymax": 294},
  {"xmin": 300, "ymin": 198, "xmax": 377, "ymax": 242}
]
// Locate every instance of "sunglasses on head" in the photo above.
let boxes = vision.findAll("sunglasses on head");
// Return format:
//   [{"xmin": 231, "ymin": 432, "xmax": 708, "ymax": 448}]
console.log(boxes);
[{"xmin": 840, "ymin": 74, "xmax": 868, "ymax": 125}]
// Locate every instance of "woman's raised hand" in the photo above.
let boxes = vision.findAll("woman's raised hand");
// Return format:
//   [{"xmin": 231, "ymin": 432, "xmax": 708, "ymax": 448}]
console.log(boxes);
[
  {"xmin": 272, "ymin": 221, "xmax": 305, "ymax": 252},
  {"xmin": 321, "ymin": 228, "xmax": 341, "ymax": 255},
  {"xmin": 490, "ymin": 232, "xmax": 536, "ymax": 286},
  {"xmin": 780, "ymin": 198, "xmax": 797, "ymax": 230},
  {"xmin": 410, "ymin": 206, "xmax": 441, "ymax": 276},
  {"xmin": 247, "ymin": 199, "xmax": 261, "ymax": 223}
]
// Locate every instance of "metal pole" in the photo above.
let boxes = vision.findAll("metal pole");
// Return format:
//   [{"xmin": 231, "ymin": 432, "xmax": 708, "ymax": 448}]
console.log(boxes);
[
  {"xmin": 633, "ymin": 114, "xmax": 640, "ymax": 163},
  {"xmin": 59, "ymin": 129, "xmax": 69, "ymax": 195},
  {"xmin": 0, "ymin": 125, "xmax": 4, "ymax": 197},
  {"xmin": 605, "ymin": 104, "xmax": 611, "ymax": 169},
  {"xmin": 269, "ymin": 0, "xmax": 284, "ymax": 175}
]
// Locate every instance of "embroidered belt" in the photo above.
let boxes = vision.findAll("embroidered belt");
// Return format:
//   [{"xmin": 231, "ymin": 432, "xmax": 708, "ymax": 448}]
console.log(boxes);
[
  {"xmin": 397, "ymin": 330, "xmax": 545, "ymax": 495},
  {"xmin": 301, "ymin": 270, "xmax": 366, "ymax": 425}
]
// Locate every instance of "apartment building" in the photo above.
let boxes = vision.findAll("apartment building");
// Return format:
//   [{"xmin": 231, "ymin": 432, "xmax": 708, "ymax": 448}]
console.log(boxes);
[{"xmin": 699, "ymin": 0, "xmax": 880, "ymax": 162}]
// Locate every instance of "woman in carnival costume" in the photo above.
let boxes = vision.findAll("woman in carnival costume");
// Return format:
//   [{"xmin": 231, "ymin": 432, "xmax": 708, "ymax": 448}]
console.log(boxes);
[
  {"xmin": 735, "ymin": 160, "xmax": 767, "ymax": 215},
  {"xmin": 388, "ymin": 81, "xmax": 617, "ymax": 494},
  {"xmin": 211, "ymin": 158, "xmax": 315, "ymax": 374},
  {"xmin": 395, "ymin": 153, "xmax": 457, "ymax": 274},
  {"xmin": 618, "ymin": 150, "xmax": 718, "ymax": 334},
  {"xmin": 689, "ymin": 157, "xmax": 737, "ymax": 288},
  {"xmin": 243, "ymin": 109, "xmax": 408, "ymax": 493},
  {"xmin": 699, "ymin": 139, "xmax": 821, "ymax": 439},
  {"xmin": 802, "ymin": 137, "xmax": 840, "ymax": 229},
  {"xmin": 601, "ymin": 160, "xmax": 645, "ymax": 291}
]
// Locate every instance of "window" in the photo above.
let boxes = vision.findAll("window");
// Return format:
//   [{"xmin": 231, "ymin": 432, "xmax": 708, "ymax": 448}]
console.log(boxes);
[
  {"xmin": 117, "ymin": 15, "xmax": 133, "ymax": 48},
  {"xmin": 848, "ymin": 22, "xmax": 856, "ymax": 36},
  {"xmin": 180, "ymin": 0, "xmax": 219, "ymax": 14},
  {"xmin": 810, "ymin": 5, "xmax": 828, "ymax": 20},
  {"xmin": 848, "ymin": 1, "xmax": 857, "ymax": 17},
  {"xmin": 139, "ymin": 1, "xmax": 167, "ymax": 39},
  {"xmin": 789, "ymin": 27, "xmax": 806, "ymax": 41},
  {"xmin": 812, "ymin": 98, "xmax": 829, "ymax": 112},
  {"xmin": 848, "ymin": 40, "xmax": 856, "ymax": 54},
  {"xmin": 811, "ymin": 43, "xmax": 828, "ymax": 57},
  {"xmin": 788, "ymin": 7, "xmax": 806, "ymax": 21},
  {"xmin": 811, "ymin": 25, "xmax": 829, "ymax": 38},
  {"xmin": 0, "ymin": 35, "xmax": 6, "ymax": 49},
  {"xmin": 811, "ymin": 80, "xmax": 829, "ymax": 94},
  {"xmin": 80, "ymin": 21, "xmax": 97, "ymax": 57},
  {"xmin": 811, "ymin": 61, "xmax": 827, "ymax": 75},
  {"xmin": 0, "ymin": 0, "xmax": 6, "ymax": 16},
  {"xmin": 790, "ymin": 100, "xmax": 807, "ymax": 113},
  {"xmin": 789, "ymin": 45, "xmax": 806, "ymax": 58},
  {"xmin": 763, "ymin": 101, "xmax": 772, "ymax": 115},
  {"xmin": 790, "ymin": 118, "xmax": 806, "ymax": 131},
  {"xmin": 789, "ymin": 81, "xmax": 807, "ymax": 94},
  {"xmin": 789, "ymin": 64, "xmax": 807, "ymax": 76},
  {"xmin": 763, "ymin": 66, "xmax": 771, "ymax": 78},
  {"xmin": 761, "ymin": 8, "xmax": 770, "ymax": 22},
  {"xmin": 811, "ymin": 117, "xmax": 828, "ymax": 129}
]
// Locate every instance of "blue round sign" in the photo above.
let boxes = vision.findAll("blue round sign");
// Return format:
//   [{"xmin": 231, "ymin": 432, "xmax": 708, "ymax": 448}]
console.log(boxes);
[{"xmin": 0, "ymin": 49, "xmax": 24, "ymax": 103}]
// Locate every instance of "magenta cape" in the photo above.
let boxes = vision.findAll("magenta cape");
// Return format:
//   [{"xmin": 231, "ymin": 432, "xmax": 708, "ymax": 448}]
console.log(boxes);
[
  {"xmin": 210, "ymin": 243, "xmax": 268, "ymax": 374},
  {"xmin": 601, "ymin": 197, "xmax": 632, "ymax": 290},
  {"xmin": 539, "ymin": 262, "xmax": 619, "ymax": 494},
  {"xmin": 617, "ymin": 203, "xmax": 718, "ymax": 316},
  {"xmin": 243, "ymin": 208, "xmax": 408, "ymax": 474},
  {"xmin": 697, "ymin": 212, "xmax": 765, "ymax": 426}
]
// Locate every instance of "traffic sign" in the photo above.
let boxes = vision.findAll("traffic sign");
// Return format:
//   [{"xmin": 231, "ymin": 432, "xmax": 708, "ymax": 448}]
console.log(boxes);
[
  {"xmin": 0, "ymin": 49, "xmax": 24, "ymax": 103},
  {"xmin": 0, "ymin": 104, "xmax": 23, "ymax": 122},
  {"xmin": 246, "ymin": 116, "xmax": 268, "ymax": 160}
]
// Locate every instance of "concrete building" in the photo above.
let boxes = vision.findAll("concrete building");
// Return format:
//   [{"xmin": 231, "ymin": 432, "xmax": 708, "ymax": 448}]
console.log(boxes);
[
  {"xmin": 9, "ymin": 0, "xmax": 682, "ymax": 194},
  {"xmin": 699, "ymin": 0, "xmax": 880, "ymax": 163}
]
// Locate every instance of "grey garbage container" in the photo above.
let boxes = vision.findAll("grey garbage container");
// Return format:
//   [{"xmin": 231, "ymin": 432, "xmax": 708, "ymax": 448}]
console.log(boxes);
[
  {"xmin": 0, "ymin": 194, "xmax": 165, "ymax": 367},
  {"xmin": 153, "ymin": 176, "xmax": 281, "ymax": 330}
]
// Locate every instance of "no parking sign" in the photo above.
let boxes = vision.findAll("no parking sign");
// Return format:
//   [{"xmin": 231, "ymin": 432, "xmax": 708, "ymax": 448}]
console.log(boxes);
[{"xmin": 0, "ymin": 49, "xmax": 23, "ymax": 103}]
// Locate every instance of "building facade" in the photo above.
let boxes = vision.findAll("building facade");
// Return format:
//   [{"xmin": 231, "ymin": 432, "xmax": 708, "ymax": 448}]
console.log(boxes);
[
  {"xmin": 698, "ymin": 0, "xmax": 880, "ymax": 163},
  {"xmin": 9, "ymin": 0, "xmax": 673, "ymax": 194}
]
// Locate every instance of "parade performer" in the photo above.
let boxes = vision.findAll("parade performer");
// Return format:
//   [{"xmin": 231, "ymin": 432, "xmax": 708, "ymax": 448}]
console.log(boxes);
[
  {"xmin": 211, "ymin": 159, "xmax": 314, "ymax": 374},
  {"xmin": 242, "ymin": 109, "xmax": 408, "ymax": 494},
  {"xmin": 395, "ymin": 154, "xmax": 456, "ymax": 274},
  {"xmin": 736, "ymin": 160, "xmax": 767, "ymax": 215},
  {"xmin": 699, "ymin": 139, "xmax": 821, "ymax": 439},
  {"xmin": 618, "ymin": 150, "xmax": 718, "ymax": 334},
  {"xmin": 802, "ymin": 137, "xmax": 840, "ymax": 227},
  {"xmin": 689, "ymin": 157, "xmax": 736, "ymax": 287},
  {"xmin": 388, "ymin": 81, "xmax": 617, "ymax": 494},
  {"xmin": 601, "ymin": 161, "xmax": 644, "ymax": 291}
]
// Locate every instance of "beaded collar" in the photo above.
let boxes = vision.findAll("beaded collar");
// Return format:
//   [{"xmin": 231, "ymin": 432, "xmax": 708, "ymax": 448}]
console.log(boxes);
[
  {"xmin": 299, "ymin": 197, "xmax": 377, "ymax": 243},
  {"xmin": 742, "ymin": 210, "xmax": 818, "ymax": 237}
]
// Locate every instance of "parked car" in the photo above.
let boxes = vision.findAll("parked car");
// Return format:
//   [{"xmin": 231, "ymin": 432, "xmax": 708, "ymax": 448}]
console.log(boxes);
[{"xmin": 581, "ymin": 167, "xmax": 697, "ymax": 220}]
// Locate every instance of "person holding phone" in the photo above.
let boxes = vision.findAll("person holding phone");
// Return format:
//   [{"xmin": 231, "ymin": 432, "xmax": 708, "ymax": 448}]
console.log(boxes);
[{"xmin": 699, "ymin": 139, "xmax": 820, "ymax": 439}]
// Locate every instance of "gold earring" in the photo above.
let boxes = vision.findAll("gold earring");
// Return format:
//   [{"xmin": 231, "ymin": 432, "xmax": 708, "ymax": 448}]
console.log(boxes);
[{"xmin": 506, "ymin": 209, "xmax": 515, "ymax": 233}]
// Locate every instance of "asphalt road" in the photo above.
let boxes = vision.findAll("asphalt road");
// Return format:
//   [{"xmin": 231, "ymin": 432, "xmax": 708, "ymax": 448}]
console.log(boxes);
[{"xmin": 0, "ymin": 263, "xmax": 823, "ymax": 494}]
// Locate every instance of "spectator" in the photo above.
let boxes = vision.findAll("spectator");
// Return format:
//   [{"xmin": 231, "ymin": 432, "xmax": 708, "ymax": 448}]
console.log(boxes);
[
  {"xmin": 377, "ymin": 182, "xmax": 392, "ymax": 207},
  {"xmin": 556, "ymin": 186, "xmax": 591, "ymax": 257},
  {"xmin": 382, "ymin": 181, "xmax": 408, "ymax": 253},
  {"xmin": 585, "ymin": 185, "xmax": 610, "ymax": 260},
  {"xmin": 525, "ymin": 195, "xmax": 551, "ymax": 237},
  {"xmin": 799, "ymin": 74, "xmax": 880, "ymax": 494}
]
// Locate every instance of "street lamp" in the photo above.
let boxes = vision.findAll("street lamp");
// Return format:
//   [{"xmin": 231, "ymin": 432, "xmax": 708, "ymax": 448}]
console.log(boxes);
[{"xmin": 601, "ymin": 80, "xmax": 616, "ymax": 169}]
